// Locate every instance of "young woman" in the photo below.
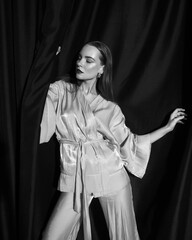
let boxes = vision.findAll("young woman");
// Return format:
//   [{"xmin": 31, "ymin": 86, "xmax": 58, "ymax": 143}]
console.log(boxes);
[{"xmin": 40, "ymin": 41, "xmax": 186, "ymax": 240}]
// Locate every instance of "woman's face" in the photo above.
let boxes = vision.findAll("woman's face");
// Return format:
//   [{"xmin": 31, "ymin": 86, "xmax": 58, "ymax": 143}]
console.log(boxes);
[{"xmin": 76, "ymin": 44, "xmax": 104, "ymax": 81}]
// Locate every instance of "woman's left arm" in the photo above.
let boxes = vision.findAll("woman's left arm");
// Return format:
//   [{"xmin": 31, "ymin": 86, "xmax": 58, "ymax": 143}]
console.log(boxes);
[{"xmin": 140, "ymin": 108, "xmax": 187, "ymax": 144}]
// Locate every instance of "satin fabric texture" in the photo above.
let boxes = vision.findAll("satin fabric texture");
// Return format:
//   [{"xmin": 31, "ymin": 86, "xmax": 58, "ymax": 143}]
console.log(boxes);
[
  {"xmin": 40, "ymin": 77, "xmax": 151, "ymax": 239},
  {"xmin": 42, "ymin": 184, "xmax": 140, "ymax": 240}
]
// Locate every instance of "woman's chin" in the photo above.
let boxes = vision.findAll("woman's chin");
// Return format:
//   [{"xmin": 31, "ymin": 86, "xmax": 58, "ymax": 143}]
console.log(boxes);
[
  {"xmin": 76, "ymin": 75, "xmax": 88, "ymax": 81},
  {"xmin": 76, "ymin": 74, "xmax": 96, "ymax": 82},
  {"xmin": 76, "ymin": 73, "xmax": 84, "ymax": 80}
]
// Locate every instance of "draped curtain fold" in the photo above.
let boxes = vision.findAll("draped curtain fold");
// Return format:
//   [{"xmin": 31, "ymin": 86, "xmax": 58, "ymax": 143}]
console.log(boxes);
[{"xmin": 0, "ymin": 0, "xmax": 191, "ymax": 240}]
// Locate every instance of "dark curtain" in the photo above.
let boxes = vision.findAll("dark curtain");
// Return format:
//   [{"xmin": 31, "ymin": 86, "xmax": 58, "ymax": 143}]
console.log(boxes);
[{"xmin": 0, "ymin": 0, "xmax": 191, "ymax": 240}]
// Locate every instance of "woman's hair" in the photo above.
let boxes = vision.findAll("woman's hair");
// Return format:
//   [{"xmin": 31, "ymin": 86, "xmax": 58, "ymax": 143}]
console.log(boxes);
[{"xmin": 87, "ymin": 41, "xmax": 114, "ymax": 101}]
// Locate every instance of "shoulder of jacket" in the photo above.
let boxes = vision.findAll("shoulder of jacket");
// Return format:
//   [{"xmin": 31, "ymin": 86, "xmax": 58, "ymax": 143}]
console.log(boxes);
[
  {"xmin": 51, "ymin": 78, "xmax": 75, "ymax": 92},
  {"xmin": 107, "ymin": 101, "xmax": 121, "ymax": 112},
  {"xmin": 99, "ymin": 98, "xmax": 122, "ymax": 113}
]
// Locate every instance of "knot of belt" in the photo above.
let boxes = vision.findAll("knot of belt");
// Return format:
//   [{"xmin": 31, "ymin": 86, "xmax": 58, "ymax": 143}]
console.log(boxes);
[{"xmin": 59, "ymin": 138, "xmax": 103, "ymax": 240}]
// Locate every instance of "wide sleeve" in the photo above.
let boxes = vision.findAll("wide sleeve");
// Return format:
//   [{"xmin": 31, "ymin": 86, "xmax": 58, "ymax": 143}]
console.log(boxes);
[
  {"xmin": 39, "ymin": 82, "xmax": 59, "ymax": 143},
  {"xmin": 109, "ymin": 105, "xmax": 151, "ymax": 178}
]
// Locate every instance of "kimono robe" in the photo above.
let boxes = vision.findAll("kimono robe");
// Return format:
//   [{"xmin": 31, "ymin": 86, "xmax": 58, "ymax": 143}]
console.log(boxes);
[{"xmin": 40, "ymin": 79, "xmax": 151, "ymax": 239}]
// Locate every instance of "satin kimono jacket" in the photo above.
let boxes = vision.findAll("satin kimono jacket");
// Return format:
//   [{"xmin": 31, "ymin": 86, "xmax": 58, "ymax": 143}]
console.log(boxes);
[{"xmin": 40, "ymin": 79, "xmax": 151, "ymax": 239}]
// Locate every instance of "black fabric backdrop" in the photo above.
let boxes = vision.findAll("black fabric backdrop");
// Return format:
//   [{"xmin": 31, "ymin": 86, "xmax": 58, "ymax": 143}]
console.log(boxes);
[{"xmin": 0, "ymin": 0, "xmax": 191, "ymax": 239}]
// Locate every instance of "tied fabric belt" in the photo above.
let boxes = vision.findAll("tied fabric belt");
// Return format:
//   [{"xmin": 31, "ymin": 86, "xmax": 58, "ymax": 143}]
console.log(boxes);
[{"xmin": 59, "ymin": 138, "xmax": 105, "ymax": 240}]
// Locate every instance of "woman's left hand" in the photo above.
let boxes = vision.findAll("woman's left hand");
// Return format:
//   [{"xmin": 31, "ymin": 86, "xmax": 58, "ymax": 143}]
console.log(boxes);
[{"xmin": 166, "ymin": 108, "xmax": 187, "ymax": 132}]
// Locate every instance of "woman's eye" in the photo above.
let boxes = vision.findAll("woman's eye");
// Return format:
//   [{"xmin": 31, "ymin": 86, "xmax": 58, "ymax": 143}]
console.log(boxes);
[{"xmin": 86, "ymin": 58, "xmax": 94, "ymax": 63}]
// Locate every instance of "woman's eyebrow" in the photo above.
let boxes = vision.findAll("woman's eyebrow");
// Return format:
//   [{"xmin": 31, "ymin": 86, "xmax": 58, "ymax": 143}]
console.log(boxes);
[
  {"xmin": 78, "ymin": 53, "xmax": 95, "ymax": 61},
  {"xmin": 85, "ymin": 56, "xmax": 95, "ymax": 61}
]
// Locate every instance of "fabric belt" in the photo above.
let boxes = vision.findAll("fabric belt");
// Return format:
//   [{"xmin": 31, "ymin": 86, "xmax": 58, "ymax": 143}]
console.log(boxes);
[{"xmin": 59, "ymin": 138, "xmax": 105, "ymax": 240}]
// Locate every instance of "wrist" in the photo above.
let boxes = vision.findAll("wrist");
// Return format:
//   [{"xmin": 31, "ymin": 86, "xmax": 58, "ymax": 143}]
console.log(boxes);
[{"xmin": 164, "ymin": 124, "xmax": 172, "ymax": 133}]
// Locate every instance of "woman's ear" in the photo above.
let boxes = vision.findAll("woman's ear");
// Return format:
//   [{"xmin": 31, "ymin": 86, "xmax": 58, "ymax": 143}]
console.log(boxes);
[{"xmin": 99, "ymin": 65, "xmax": 105, "ymax": 74}]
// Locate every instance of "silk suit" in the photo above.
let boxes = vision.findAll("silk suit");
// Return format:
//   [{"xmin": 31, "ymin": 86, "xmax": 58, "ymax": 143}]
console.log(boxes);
[{"xmin": 40, "ymin": 78, "xmax": 151, "ymax": 240}]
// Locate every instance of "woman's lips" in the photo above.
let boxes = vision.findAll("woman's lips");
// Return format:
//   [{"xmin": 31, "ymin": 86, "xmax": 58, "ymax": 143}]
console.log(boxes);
[{"xmin": 76, "ymin": 68, "xmax": 83, "ymax": 74}]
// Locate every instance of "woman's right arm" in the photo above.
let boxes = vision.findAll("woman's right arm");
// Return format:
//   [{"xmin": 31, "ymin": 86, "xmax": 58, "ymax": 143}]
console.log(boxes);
[{"xmin": 40, "ymin": 82, "xmax": 59, "ymax": 143}]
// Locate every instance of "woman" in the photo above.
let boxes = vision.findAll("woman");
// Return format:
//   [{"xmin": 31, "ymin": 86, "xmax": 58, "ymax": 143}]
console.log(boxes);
[{"xmin": 40, "ymin": 41, "xmax": 186, "ymax": 240}]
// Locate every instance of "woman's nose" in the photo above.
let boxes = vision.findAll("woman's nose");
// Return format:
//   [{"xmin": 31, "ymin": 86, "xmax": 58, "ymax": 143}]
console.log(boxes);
[
  {"xmin": 77, "ymin": 58, "xmax": 84, "ymax": 67},
  {"xmin": 77, "ymin": 61, "xmax": 82, "ymax": 67}
]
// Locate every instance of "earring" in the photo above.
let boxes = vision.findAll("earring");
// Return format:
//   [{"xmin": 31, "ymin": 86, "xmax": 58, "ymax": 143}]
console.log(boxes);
[{"xmin": 97, "ymin": 73, "xmax": 101, "ymax": 78}]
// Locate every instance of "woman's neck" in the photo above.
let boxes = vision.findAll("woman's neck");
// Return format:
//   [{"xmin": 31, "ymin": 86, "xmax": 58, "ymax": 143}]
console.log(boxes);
[{"xmin": 80, "ymin": 79, "xmax": 97, "ymax": 95}]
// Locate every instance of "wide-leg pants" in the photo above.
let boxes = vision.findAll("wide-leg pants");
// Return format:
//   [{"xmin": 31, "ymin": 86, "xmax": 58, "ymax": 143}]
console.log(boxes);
[{"xmin": 41, "ymin": 184, "xmax": 140, "ymax": 240}]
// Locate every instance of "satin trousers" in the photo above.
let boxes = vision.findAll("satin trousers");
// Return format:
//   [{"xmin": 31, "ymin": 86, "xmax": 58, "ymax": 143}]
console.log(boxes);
[{"xmin": 41, "ymin": 184, "xmax": 140, "ymax": 240}]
